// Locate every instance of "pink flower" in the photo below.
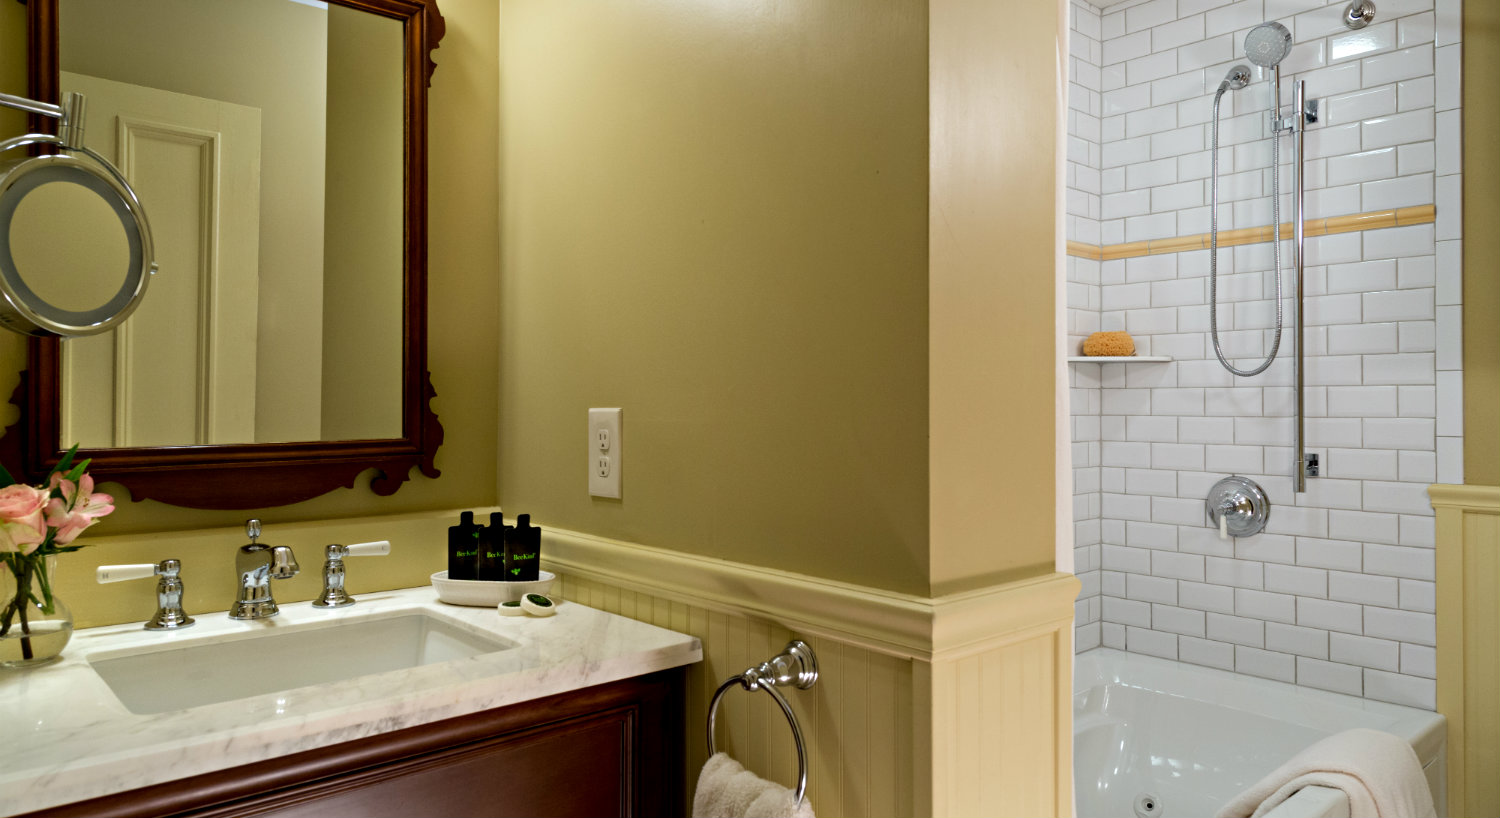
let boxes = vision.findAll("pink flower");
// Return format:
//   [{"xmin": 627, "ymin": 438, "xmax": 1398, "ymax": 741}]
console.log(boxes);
[
  {"xmin": 0, "ymin": 484, "xmax": 49, "ymax": 555},
  {"xmin": 45, "ymin": 473, "xmax": 114, "ymax": 546}
]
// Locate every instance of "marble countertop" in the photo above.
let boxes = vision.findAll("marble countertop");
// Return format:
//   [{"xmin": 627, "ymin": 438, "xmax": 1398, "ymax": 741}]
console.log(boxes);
[{"xmin": 0, "ymin": 585, "xmax": 701, "ymax": 815}]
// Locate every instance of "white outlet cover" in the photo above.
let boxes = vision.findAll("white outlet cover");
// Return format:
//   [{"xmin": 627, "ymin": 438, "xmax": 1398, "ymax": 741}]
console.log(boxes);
[{"xmin": 588, "ymin": 408, "xmax": 622, "ymax": 499}]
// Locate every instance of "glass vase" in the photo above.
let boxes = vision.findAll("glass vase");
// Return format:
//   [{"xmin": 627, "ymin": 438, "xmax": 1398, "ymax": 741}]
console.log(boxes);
[{"xmin": 0, "ymin": 555, "xmax": 72, "ymax": 668}]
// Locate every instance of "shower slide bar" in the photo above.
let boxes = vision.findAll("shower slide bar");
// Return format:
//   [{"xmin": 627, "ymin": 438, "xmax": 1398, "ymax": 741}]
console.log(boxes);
[
  {"xmin": 1276, "ymin": 76, "xmax": 1316, "ymax": 493},
  {"xmin": 1214, "ymin": 59, "xmax": 1317, "ymax": 493}
]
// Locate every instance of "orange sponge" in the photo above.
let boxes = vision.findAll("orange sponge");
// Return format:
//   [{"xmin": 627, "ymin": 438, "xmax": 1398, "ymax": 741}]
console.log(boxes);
[{"xmin": 1082, "ymin": 331, "xmax": 1136, "ymax": 357}]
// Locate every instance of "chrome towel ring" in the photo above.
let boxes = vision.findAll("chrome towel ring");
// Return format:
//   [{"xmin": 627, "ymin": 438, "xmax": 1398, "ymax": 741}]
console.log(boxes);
[{"xmin": 706, "ymin": 640, "xmax": 819, "ymax": 808}]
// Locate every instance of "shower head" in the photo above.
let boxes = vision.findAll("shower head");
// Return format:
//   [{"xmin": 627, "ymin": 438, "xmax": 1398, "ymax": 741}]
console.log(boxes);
[
  {"xmin": 1218, "ymin": 64, "xmax": 1253, "ymax": 93},
  {"xmin": 1244, "ymin": 21, "xmax": 1294, "ymax": 69}
]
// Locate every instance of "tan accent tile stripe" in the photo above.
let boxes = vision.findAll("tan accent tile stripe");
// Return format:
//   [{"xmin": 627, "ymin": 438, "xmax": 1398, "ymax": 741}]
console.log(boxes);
[
  {"xmin": 1065, "ymin": 240, "xmax": 1103, "ymax": 260},
  {"xmin": 1394, "ymin": 204, "xmax": 1436, "ymax": 225},
  {"xmin": 1147, "ymin": 234, "xmax": 1206, "ymax": 255},
  {"xmin": 1066, "ymin": 205, "xmax": 1437, "ymax": 261},
  {"xmin": 1100, "ymin": 241, "xmax": 1149, "ymax": 260}
]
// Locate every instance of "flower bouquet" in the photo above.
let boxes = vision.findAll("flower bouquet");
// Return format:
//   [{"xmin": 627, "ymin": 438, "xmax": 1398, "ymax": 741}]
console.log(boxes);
[{"xmin": 0, "ymin": 446, "xmax": 114, "ymax": 667}]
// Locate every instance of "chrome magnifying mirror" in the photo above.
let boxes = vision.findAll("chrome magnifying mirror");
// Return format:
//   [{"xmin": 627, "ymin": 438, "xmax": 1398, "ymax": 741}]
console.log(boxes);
[{"xmin": 0, "ymin": 90, "xmax": 155, "ymax": 337}]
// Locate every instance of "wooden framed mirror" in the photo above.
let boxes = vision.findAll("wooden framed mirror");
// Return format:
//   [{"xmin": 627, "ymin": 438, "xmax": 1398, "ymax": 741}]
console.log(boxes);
[{"xmin": 4, "ymin": 0, "xmax": 446, "ymax": 509}]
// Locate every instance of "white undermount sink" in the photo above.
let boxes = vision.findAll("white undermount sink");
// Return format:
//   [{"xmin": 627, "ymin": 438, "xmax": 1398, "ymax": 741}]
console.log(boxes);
[{"xmin": 87, "ymin": 613, "xmax": 517, "ymax": 715}]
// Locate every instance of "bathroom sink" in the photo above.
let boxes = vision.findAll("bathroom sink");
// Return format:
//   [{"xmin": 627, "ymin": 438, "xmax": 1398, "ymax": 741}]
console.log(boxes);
[{"xmin": 87, "ymin": 613, "xmax": 517, "ymax": 715}]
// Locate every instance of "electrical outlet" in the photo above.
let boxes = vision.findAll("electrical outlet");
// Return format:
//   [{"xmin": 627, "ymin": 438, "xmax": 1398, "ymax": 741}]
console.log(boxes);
[{"xmin": 589, "ymin": 408, "xmax": 621, "ymax": 498}]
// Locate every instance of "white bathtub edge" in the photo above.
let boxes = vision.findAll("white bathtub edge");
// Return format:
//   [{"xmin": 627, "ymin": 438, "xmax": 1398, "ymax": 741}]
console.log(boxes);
[{"xmin": 1075, "ymin": 648, "xmax": 1448, "ymax": 818}]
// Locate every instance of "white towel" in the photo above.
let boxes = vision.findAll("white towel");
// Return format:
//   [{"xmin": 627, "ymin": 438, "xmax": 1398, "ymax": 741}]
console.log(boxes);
[
  {"xmin": 692, "ymin": 752, "xmax": 816, "ymax": 818},
  {"xmin": 1217, "ymin": 728, "xmax": 1435, "ymax": 818}
]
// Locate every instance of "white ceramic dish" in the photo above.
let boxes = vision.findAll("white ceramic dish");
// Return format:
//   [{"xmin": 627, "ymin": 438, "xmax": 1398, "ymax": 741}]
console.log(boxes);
[{"xmin": 430, "ymin": 570, "xmax": 556, "ymax": 607}]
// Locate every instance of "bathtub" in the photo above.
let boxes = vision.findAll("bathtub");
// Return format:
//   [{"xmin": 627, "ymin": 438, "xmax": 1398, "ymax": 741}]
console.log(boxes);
[{"xmin": 1074, "ymin": 649, "xmax": 1446, "ymax": 818}]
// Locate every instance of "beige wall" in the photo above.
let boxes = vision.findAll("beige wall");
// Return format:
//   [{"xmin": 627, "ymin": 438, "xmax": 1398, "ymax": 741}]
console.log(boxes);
[
  {"xmin": 497, "ymin": 0, "xmax": 933, "ymax": 595},
  {"xmin": 1465, "ymin": 2, "xmax": 1499, "ymax": 486},
  {"xmin": 0, "ymin": 0, "xmax": 500, "ymax": 607},
  {"xmin": 12, "ymin": 0, "xmax": 1050, "ymax": 618},
  {"xmin": 321, "ymin": 4, "xmax": 404, "ymax": 440},
  {"xmin": 4, "ymin": 0, "xmax": 1064, "ymax": 611},
  {"xmin": 62, "ymin": 0, "xmax": 330, "ymax": 442},
  {"xmin": 928, "ymin": 0, "xmax": 1060, "ymax": 594}
]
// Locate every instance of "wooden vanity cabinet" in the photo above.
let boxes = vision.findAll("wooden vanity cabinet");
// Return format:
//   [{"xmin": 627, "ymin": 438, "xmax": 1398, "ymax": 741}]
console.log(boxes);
[{"xmin": 26, "ymin": 669, "xmax": 684, "ymax": 818}]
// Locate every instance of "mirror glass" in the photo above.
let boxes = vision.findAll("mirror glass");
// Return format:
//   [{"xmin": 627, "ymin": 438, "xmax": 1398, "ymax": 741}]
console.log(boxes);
[
  {"xmin": 10, "ymin": 178, "xmax": 131, "ymax": 312},
  {"xmin": 56, "ymin": 0, "xmax": 405, "ymax": 448}
]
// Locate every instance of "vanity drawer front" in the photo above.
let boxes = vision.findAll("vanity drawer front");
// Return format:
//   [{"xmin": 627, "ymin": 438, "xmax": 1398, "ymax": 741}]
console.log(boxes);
[
  {"xmin": 26, "ymin": 669, "xmax": 684, "ymax": 818},
  {"xmin": 199, "ymin": 709, "xmax": 635, "ymax": 818}
]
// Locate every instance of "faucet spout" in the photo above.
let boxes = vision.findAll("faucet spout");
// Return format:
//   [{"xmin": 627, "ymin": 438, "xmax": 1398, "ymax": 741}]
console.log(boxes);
[
  {"xmin": 229, "ymin": 520, "xmax": 298, "ymax": 621},
  {"xmin": 269, "ymin": 545, "xmax": 299, "ymax": 579}
]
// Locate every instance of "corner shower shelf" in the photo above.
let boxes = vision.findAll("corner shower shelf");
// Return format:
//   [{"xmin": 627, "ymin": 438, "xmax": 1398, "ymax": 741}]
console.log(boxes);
[{"xmin": 1066, "ymin": 356, "xmax": 1172, "ymax": 363}]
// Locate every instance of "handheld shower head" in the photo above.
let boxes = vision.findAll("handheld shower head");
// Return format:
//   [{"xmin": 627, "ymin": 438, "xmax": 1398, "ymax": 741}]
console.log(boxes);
[
  {"xmin": 1244, "ymin": 21, "xmax": 1294, "ymax": 68},
  {"xmin": 1218, "ymin": 64, "xmax": 1253, "ymax": 93}
]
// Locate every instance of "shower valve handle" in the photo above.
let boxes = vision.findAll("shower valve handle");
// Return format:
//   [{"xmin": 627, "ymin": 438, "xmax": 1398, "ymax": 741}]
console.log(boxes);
[{"xmin": 1206, "ymin": 477, "xmax": 1271, "ymax": 541}]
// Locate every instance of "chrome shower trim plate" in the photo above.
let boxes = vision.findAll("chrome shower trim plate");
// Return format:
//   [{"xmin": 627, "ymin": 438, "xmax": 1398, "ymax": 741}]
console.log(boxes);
[
  {"xmin": 1205, "ymin": 476, "xmax": 1272, "ymax": 539},
  {"xmin": 1344, "ymin": 0, "xmax": 1376, "ymax": 30}
]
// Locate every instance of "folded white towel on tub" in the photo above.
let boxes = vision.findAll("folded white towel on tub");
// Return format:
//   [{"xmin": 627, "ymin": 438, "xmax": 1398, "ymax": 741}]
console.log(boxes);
[
  {"xmin": 1217, "ymin": 727, "xmax": 1435, "ymax": 818},
  {"xmin": 692, "ymin": 752, "xmax": 816, "ymax": 818}
]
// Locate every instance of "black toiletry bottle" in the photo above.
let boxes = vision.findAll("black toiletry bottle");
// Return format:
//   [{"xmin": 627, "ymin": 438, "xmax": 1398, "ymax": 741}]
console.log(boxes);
[
  {"xmin": 506, "ymin": 514, "xmax": 541, "ymax": 581},
  {"xmin": 447, "ymin": 511, "xmax": 480, "ymax": 580},
  {"xmin": 477, "ymin": 512, "xmax": 511, "ymax": 581}
]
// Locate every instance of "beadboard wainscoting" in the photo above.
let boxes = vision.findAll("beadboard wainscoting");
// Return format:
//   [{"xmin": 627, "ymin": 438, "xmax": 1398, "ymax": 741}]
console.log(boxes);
[
  {"xmin": 543, "ymin": 528, "xmax": 1079, "ymax": 818},
  {"xmin": 554, "ymin": 574, "xmax": 914, "ymax": 817},
  {"xmin": 1430, "ymin": 483, "xmax": 1500, "ymax": 818}
]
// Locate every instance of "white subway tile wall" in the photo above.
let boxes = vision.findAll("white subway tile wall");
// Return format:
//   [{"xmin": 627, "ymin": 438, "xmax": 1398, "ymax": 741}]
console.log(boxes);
[
  {"xmin": 1068, "ymin": 0, "xmax": 1462, "ymax": 711},
  {"xmin": 1071, "ymin": 0, "xmax": 1107, "ymax": 654}
]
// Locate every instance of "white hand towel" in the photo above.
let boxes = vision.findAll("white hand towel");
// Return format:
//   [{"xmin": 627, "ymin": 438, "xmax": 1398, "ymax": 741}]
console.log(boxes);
[
  {"xmin": 692, "ymin": 752, "xmax": 816, "ymax": 818},
  {"xmin": 1216, "ymin": 728, "xmax": 1435, "ymax": 818}
]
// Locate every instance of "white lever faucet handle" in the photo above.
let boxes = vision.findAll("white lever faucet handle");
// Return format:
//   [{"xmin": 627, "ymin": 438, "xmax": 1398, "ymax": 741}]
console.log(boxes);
[
  {"xmin": 1219, "ymin": 513, "xmax": 1229, "ymax": 541},
  {"xmin": 97, "ymin": 563, "xmax": 158, "ymax": 583},
  {"xmin": 345, "ymin": 540, "xmax": 390, "ymax": 557}
]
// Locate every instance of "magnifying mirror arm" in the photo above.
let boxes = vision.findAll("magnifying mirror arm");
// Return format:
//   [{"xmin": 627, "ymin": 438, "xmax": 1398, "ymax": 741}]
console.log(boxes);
[
  {"xmin": 0, "ymin": 90, "xmax": 64, "ymax": 122},
  {"xmin": 0, "ymin": 91, "xmax": 86, "ymax": 150},
  {"xmin": 1, "ymin": 92, "xmax": 125, "ymax": 200}
]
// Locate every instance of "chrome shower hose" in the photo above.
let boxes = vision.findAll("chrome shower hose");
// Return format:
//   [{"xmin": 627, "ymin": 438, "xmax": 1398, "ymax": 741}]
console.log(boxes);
[{"xmin": 1209, "ymin": 86, "xmax": 1284, "ymax": 377}]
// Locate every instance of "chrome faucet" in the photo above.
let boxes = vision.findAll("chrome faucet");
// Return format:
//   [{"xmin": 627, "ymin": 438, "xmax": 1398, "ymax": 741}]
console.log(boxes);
[
  {"xmin": 229, "ymin": 519, "xmax": 299, "ymax": 620},
  {"xmin": 312, "ymin": 540, "xmax": 391, "ymax": 609},
  {"xmin": 96, "ymin": 558, "xmax": 195, "ymax": 630}
]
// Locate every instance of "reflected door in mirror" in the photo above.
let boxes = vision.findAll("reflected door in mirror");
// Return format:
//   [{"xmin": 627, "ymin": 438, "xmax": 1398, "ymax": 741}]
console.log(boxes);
[{"xmin": 61, "ymin": 73, "xmax": 261, "ymax": 447}]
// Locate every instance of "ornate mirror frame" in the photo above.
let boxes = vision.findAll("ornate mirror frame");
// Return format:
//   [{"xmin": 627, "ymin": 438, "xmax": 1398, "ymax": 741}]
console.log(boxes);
[{"xmin": 5, "ymin": 0, "xmax": 446, "ymax": 509}]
